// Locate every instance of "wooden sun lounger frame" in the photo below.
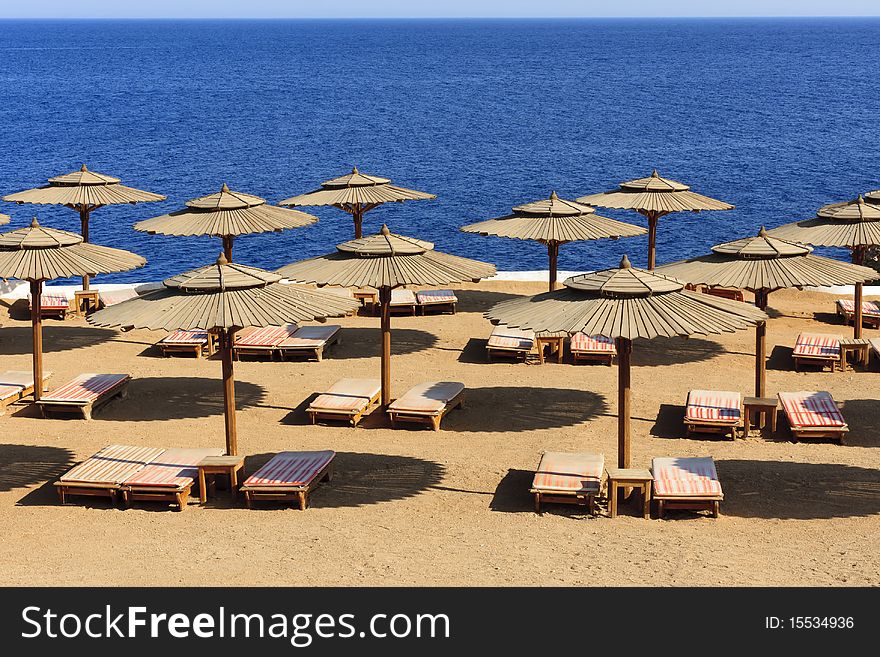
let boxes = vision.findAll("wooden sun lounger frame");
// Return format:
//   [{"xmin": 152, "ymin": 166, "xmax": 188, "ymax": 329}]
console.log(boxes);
[
  {"xmin": 157, "ymin": 331, "xmax": 217, "ymax": 358},
  {"xmin": 307, "ymin": 388, "xmax": 381, "ymax": 427},
  {"xmin": 531, "ymin": 477, "xmax": 604, "ymax": 516},
  {"xmin": 32, "ymin": 300, "xmax": 69, "ymax": 320},
  {"xmin": 55, "ymin": 479, "xmax": 123, "ymax": 505},
  {"xmin": 278, "ymin": 328, "xmax": 342, "ymax": 362},
  {"xmin": 486, "ymin": 332, "xmax": 535, "ymax": 362},
  {"xmin": 571, "ymin": 343, "xmax": 615, "ymax": 366},
  {"xmin": 417, "ymin": 294, "xmax": 457, "ymax": 315},
  {"xmin": 793, "ymin": 337, "xmax": 840, "ymax": 373},
  {"xmin": 387, "ymin": 388, "xmax": 466, "ymax": 431},
  {"xmin": 683, "ymin": 395, "xmax": 742, "ymax": 441},
  {"xmin": 389, "ymin": 294, "xmax": 418, "ymax": 316},
  {"xmin": 779, "ymin": 395, "xmax": 849, "ymax": 444},
  {"xmin": 654, "ymin": 495, "xmax": 721, "ymax": 519},
  {"xmin": 240, "ymin": 458, "xmax": 335, "ymax": 510},
  {"xmin": 836, "ymin": 300, "xmax": 880, "ymax": 329},
  {"xmin": 37, "ymin": 376, "xmax": 131, "ymax": 420},
  {"xmin": 0, "ymin": 376, "xmax": 49, "ymax": 416},
  {"xmin": 121, "ymin": 484, "xmax": 193, "ymax": 511}
]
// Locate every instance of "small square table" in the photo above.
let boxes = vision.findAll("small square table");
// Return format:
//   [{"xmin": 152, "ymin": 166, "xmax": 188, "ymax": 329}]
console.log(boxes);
[
  {"xmin": 743, "ymin": 396, "xmax": 778, "ymax": 437},
  {"xmin": 73, "ymin": 289, "xmax": 101, "ymax": 316},
  {"xmin": 353, "ymin": 289, "xmax": 378, "ymax": 313},
  {"xmin": 535, "ymin": 331, "xmax": 566, "ymax": 364},
  {"xmin": 197, "ymin": 455, "xmax": 245, "ymax": 503},
  {"xmin": 839, "ymin": 338, "xmax": 871, "ymax": 372},
  {"xmin": 606, "ymin": 468, "xmax": 653, "ymax": 519}
]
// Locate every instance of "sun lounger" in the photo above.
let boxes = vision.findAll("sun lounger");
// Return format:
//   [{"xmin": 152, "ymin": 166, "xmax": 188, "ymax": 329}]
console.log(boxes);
[
  {"xmin": 486, "ymin": 325, "xmax": 535, "ymax": 361},
  {"xmin": 836, "ymin": 299, "xmax": 880, "ymax": 328},
  {"xmin": 417, "ymin": 289, "xmax": 458, "ymax": 314},
  {"xmin": 702, "ymin": 287, "xmax": 744, "ymax": 302},
  {"xmin": 240, "ymin": 450, "xmax": 336, "ymax": 509},
  {"xmin": 792, "ymin": 332, "xmax": 841, "ymax": 372},
  {"xmin": 530, "ymin": 451, "xmax": 604, "ymax": 514},
  {"xmin": 870, "ymin": 338, "xmax": 880, "ymax": 366},
  {"xmin": 389, "ymin": 288, "xmax": 418, "ymax": 315},
  {"xmin": 684, "ymin": 390, "xmax": 742, "ymax": 440},
  {"xmin": 157, "ymin": 330, "xmax": 214, "ymax": 358},
  {"xmin": 232, "ymin": 324, "xmax": 298, "ymax": 360},
  {"xmin": 278, "ymin": 325, "xmax": 341, "ymax": 362},
  {"xmin": 778, "ymin": 390, "xmax": 848, "ymax": 443},
  {"xmin": 651, "ymin": 456, "xmax": 723, "ymax": 518},
  {"xmin": 307, "ymin": 378, "xmax": 381, "ymax": 426},
  {"xmin": 29, "ymin": 293, "xmax": 69, "ymax": 319},
  {"xmin": 121, "ymin": 447, "xmax": 225, "ymax": 510},
  {"xmin": 387, "ymin": 381, "xmax": 465, "ymax": 431},
  {"xmin": 570, "ymin": 332, "xmax": 616, "ymax": 365},
  {"xmin": 98, "ymin": 287, "xmax": 139, "ymax": 307},
  {"xmin": 322, "ymin": 287, "xmax": 358, "ymax": 315},
  {"xmin": 55, "ymin": 444, "xmax": 165, "ymax": 505},
  {"xmin": 36, "ymin": 373, "xmax": 130, "ymax": 419},
  {"xmin": 0, "ymin": 370, "xmax": 52, "ymax": 416}
]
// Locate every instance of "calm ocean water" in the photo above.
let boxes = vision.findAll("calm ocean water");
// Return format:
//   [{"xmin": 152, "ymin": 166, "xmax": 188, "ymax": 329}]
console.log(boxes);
[{"xmin": 0, "ymin": 18, "xmax": 878, "ymax": 283}]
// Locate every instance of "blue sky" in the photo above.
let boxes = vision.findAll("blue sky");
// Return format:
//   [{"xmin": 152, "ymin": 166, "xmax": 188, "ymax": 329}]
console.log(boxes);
[{"xmin": 0, "ymin": 1, "xmax": 877, "ymax": 19}]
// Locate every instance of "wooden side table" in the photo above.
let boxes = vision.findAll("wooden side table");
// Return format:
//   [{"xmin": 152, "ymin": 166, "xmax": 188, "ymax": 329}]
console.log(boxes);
[
  {"xmin": 606, "ymin": 468, "xmax": 653, "ymax": 519},
  {"xmin": 197, "ymin": 455, "xmax": 245, "ymax": 503},
  {"xmin": 73, "ymin": 289, "xmax": 101, "ymax": 317},
  {"xmin": 839, "ymin": 338, "xmax": 870, "ymax": 371},
  {"xmin": 743, "ymin": 396, "xmax": 777, "ymax": 437},
  {"xmin": 535, "ymin": 332, "xmax": 566, "ymax": 364},
  {"xmin": 353, "ymin": 289, "xmax": 378, "ymax": 313}
]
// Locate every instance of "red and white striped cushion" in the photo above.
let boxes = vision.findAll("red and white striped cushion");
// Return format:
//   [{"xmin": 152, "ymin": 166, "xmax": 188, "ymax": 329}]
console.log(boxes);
[
  {"xmin": 652, "ymin": 457, "xmax": 723, "ymax": 498},
  {"xmin": 160, "ymin": 330, "xmax": 208, "ymax": 345},
  {"xmin": 390, "ymin": 289, "xmax": 417, "ymax": 306},
  {"xmin": 836, "ymin": 299, "xmax": 880, "ymax": 318},
  {"xmin": 417, "ymin": 289, "xmax": 457, "ymax": 304},
  {"xmin": 570, "ymin": 333, "xmax": 616, "ymax": 353},
  {"xmin": 244, "ymin": 451, "xmax": 336, "ymax": 487},
  {"xmin": 122, "ymin": 448, "xmax": 224, "ymax": 489},
  {"xmin": 235, "ymin": 324, "xmax": 297, "ymax": 347},
  {"xmin": 793, "ymin": 333, "xmax": 841, "ymax": 359},
  {"xmin": 42, "ymin": 373, "xmax": 128, "ymax": 403},
  {"xmin": 532, "ymin": 452, "xmax": 604, "ymax": 493},
  {"xmin": 310, "ymin": 379, "xmax": 380, "ymax": 412},
  {"xmin": 29, "ymin": 293, "xmax": 69, "ymax": 310},
  {"xmin": 778, "ymin": 391, "xmax": 846, "ymax": 428},
  {"xmin": 60, "ymin": 445, "xmax": 165, "ymax": 484},
  {"xmin": 685, "ymin": 390, "xmax": 741, "ymax": 423},
  {"xmin": 488, "ymin": 326, "xmax": 535, "ymax": 350}
]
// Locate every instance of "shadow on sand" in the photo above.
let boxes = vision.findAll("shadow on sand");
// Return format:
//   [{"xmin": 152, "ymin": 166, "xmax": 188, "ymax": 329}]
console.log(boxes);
[
  {"xmin": 0, "ymin": 444, "xmax": 74, "ymax": 494},
  {"xmin": 632, "ymin": 337, "xmax": 724, "ymax": 368},
  {"xmin": 0, "ymin": 325, "xmax": 118, "ymax": 355},
  {"xmin": 331, "ymin": 327, "xmax": 438, "ymax": 359}
]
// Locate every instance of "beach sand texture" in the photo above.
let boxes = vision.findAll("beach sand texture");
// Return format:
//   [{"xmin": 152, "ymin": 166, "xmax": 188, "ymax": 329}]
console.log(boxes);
[{"xmin": 1, "ymin": 281, "xmax": 878, "ymax": 586}]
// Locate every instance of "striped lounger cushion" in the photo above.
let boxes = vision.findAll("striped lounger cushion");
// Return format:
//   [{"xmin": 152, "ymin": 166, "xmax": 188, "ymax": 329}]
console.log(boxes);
[
  {"xmin": 30, "ymin": 294, "xmax": 69, "ymax": 310},
  {"xmin": 793, "ymin": 333, "xmax": 841, "ymax": 359},
  {"xmin": 122, "ymin": 448, "xmax": 224, "ymax": 489},
  {"xmin": 685, "ymin": 390, "xmax": 741, "ymax": 424},
  {"xmin": 652, "ymin": 457, "xmax": 723, "ymax": 498},
  {"xmin": 532, "ymin": 452, "xmax": 604, "ymax": 494},
  {"xmin": 279, "ymin": 325, "xmax": 340, "ymax": 349},
  {"xmin": 243, "ymin": 451, "xmax": 336, "ymax": 488},
  {"xmin": 0, "ymin": 384, "xmax": 21, "ymax": 403},
  {"xmin": 390, "ymin": 289, "xmax": 417, "ymax": 306},
  {"xmin": 41, "ymin": 373, "xmax": 129, "ymax": 404},
  {"xmin": 570, "ymin": 333, "xmax": 616, "ymax": 353},
  {"xmin": 235, "ymin": 324, "xmax": 298, "ymax": 347},
  {"xmin": 837, "ymin": 299, "xmax": 880, "ymax": 318},
  {"xmin": 778, "ymin": 391, "xmax": 846, "ymax": 429},
  {"xmin": 60, "ymin": 445, "xmax": 165, "ymax": 485},
  {"xmin": 160, "ymin": 330, "xmax": 208, "ymax": 345},
  {"xmin": 99, "ymin": 288, "xmax": 139, "ymax": 306},
  {"xmin": 388, "ymin": 381, "xmax": 465, "ymax": 415},
  {"xmin": 488, "ymin": 326, "xmax": 535, "ymax": 350},
  {"xmin": 417, "ymin": 289, "xmax": 458, "ymax": 305},
  {"xmin": 310, "ymin": 379, "xmax": 381, "ymax": 412}
]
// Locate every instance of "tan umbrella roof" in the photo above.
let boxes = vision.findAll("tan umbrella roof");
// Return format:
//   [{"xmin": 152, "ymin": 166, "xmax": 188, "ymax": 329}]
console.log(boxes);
[
  {"xmin": 0, "ymin": 213, "xmax": 9, "ymax": 226},
  {"xmin": 460, "ymin": 191, "xmax": 646, "ymax": 243},
  {"xmin": 865, "ymin": 190, "xmax": 880, "ymax": 204},
  {"xmin": 133, "ymin": 183, "xmax": 317, "ymax": 238},
  {"xmin": 0, "ymin": 218, "xmax": 146, "ymax": 281},
  {"xmin": 88, "ymin": 255, "xmax": 360, "ymax": 331},
  {"xmin": 2, "ymin": 164, "xmax": 165, "ymax": 207},
  {"xmin": 278, "ymin": 224, "xmax": 496, "ymax": 288},
  {"xmin": 769, "ymin": 196, "xmax": 880, "ymax": 248},
  {"xmin": 487, "ymin": 255, "xmax": 765, "ymax": 339},
  {"xmin": 656, "ymin": 228, "xmax": 877, "ymax": 291},
  {"xmin": 576, "ymin": 170, "xmax": 734, "ymax": 214},
  {"xmin": 278, "ymin": 167, "xmax": 435, "ymax": 207}
]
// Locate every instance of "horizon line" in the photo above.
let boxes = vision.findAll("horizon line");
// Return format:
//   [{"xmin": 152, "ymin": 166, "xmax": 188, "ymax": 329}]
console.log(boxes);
[{"xmin": 0, "ymin": 15, "xmax": 878, "ymax": 21}]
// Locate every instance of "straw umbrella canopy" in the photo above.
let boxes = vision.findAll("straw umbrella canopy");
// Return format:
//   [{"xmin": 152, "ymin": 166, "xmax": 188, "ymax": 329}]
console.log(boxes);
[
  {"xmin": 460, "ymin": 191, "xmax": 646, "ymax": 291},
  {"xmin": 279, "ymin": 167, "xmax": 436, "ymax": 239},
  {"xmin": 88, "ymin": 255, "xmax": 359, "ymax": 455},
  {"xmin": 657, "ymin": 228, "xmax": 877, "ymax": 397},
  {"xmin": 134, "ymin": 183, "xmax": 318, "ymax": 262},
  {"xmin": 0, "ymin": 214, "xmax": 9, "ymax": 226},
  {"xmin": 277, "ymin": 225, "xmax": 496, "ymax": 406},
  {"xmin": 577, "ymin": 170, "xmax": 734, "ymax": 271},
  {"xmin": 3, "ymin": 165, "xmax": 164, "ymax": 289},
  {"xmin": 487, "ymin": 255, "xmax": 766, "ymax": 468},
  {"xmin": 0, "ymin": 218, "xmax": 146, "ymax": 401},
  {"xmin": 769, "ymin": 196, "xmax": 880, "ymax": 338}
]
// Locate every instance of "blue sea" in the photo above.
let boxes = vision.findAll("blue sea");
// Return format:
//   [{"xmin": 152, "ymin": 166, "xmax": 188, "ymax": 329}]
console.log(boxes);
[{"xmin": 0, "ymin": 18, "xmax": 878, "ymax": 283}]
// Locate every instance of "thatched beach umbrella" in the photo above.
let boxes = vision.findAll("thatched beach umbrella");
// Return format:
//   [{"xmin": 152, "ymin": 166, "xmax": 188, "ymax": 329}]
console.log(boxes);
[
  {"xmin": 577, "ymin": 170, "xmax": 734, "ymax": 270},
  {"xmin": 769, "ymin": 196, "xmax": 880, "ymax": 338},
  {"xmin": 0, "ymin": 218, "xmax": 146, "ymax": 400},
  {"xmin": 0, "ymin": 213, "xmax": 9, "ymax": 226},
  {"xmin": 3, "ymin": 165, "xmax": 164, "ymax": 289},
  {"xmin": 487, "ymin": 255, "xmax": 765, "ymax": 468},
  {"xmin": 277, "ymin": 225, "xmax": 495, "ymax": 406},
  {"xmin": 658, "ymin": 228, "xmax": 876, "ymax": 397},
  {"xmin": 279, "ymin": 167, "xmax": 435, "ymax": 239},
  {"xmin": 460, "ymin": 191, "xmax": 646, "ymax": 291},
  {"xmin": 88, "ymin": 255, "xmax": 359, "ymax": 455},
  {"xmin": 134, "ymin": 183, "xmax": 318, "ymax": 262}
]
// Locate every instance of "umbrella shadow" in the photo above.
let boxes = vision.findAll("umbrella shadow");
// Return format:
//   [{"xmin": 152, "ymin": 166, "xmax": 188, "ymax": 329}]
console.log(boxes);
[
  {"xmin": 812, "ymin": 310, "xmax": 846, "ymax": 328},
  {"xmin": 0, "ymin": 325, "xmax": 118, "ymax": 355},
  {"xmin": 489, "ymin": 469, "xmax": 598, "ymax": 518},
  {"xmin": 650, "ymin": 404, "xmax": 688, "ymax": 439},
  {"xmin": 0, "ymin": 444, "xmax": 74, "ymax": 495},
  {"xmin": 330, "ymin": 327, "xmax": 438, "ymax": 359},
  {"xmin": 96, "ymin": 376, "xmax": 267, "ymax": 421},
  {"xmin": 452, "ymin": 289, "xmax": 522, "ymax": 314},
  {"xmin": 766, "ymin": 344, "xmax": 794, "ymax": 371},
  {"xmin": 243, "ymin": 451, "xmax": 445, "ymax": 509},
  {"xmin": 717, "ymin": 459, "xmax": 880, "ymax": 519},
  {"xmin": 838, "ymin": 400, "xmax": 880, "ymax": 448},
  {"xmin": 632, "ymin": 337, "xmax": 724, "ymax": 367}
]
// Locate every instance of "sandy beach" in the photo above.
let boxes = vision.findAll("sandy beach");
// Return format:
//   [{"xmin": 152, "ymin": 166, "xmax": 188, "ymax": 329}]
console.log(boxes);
[{"xmin": 1, "ymin": 281, "xmax": 878, "ymax": 587}]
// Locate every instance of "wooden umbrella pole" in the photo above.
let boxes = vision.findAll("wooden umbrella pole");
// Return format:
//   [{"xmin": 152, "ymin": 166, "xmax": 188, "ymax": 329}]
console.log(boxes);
[
  {"xmin": 646, "ymin": 212, "xmax": 658, "ymax": 271},
  {"xmin": 220, "ymin": 328, "xmax": 238, "ymax": 455},
  {"xmin": 616, "ymin": 337, "xmax": 632, "ymax": 469},
  {"xmin": 222, "ymin": 235, "xmax": 235, "ymax": 262},
  {"xmin": 754, "ymin": 289, "xmax": 768, "ymax": 398},
  {"xmin": 30, "ymin": 279, "xmax": 44, "ymax": 402},
  {"xmin": 854, "ymin": 282, "xmax": 864, "ymax": 340},
  {"xmin": 353, "ymin": 205, "xmax": 364, "ymax": 240},
  {"xmin": 80, "ymin": 207, "xmax": 91, "ymax": 290},
  {"xmin": 547, "ymin": 241, "xmax": 559, "ymax": 292},
  {"xmin": 380, "ymin": 286, "xmax": 392, "ymax": 406}
]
